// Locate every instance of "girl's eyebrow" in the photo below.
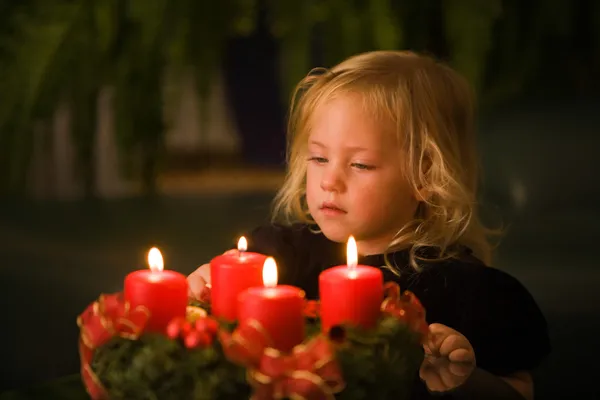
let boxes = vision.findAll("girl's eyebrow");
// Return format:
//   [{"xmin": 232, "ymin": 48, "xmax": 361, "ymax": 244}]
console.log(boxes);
[{"xmin": 309, "ymin": 139, "xmax": 370, "ymax": 153}]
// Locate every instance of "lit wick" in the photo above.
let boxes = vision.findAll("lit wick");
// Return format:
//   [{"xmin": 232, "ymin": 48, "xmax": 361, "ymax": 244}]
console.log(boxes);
[
  {"xmin": 263, "ymin": 257, "xmax": 278, "ymax": 288},
  {"xmin": 237, "ymin": 236, "xmax": 248, "ymax": 258},
  {"xmin": 347, "ymin": 236, "xmax": 358, "ymax": 278},
  {"xmin": 147, "ymin": 247, "xmax": 164, "ymax": 282},
  {"xmin": 148, "ymin": 247, "xmax": 164, "ymax": 272}
]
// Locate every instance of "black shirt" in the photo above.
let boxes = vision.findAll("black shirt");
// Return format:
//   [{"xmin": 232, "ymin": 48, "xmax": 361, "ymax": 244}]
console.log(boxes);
[{"xmin": 240, "ymin": 223, "xmax": 551, "ymax": 377}]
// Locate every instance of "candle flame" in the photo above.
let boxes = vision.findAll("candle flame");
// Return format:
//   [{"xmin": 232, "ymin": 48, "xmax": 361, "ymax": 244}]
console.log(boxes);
[
  {"xmin": 347, "ymin": 236, "xmax": 358, "ymax": 270},
  {"xmin": 148, "ymin": 247, "xmax": 164, "ymax": 272},
  {"xmin": 262, "ymin": 257, "xmax": 278, "ymax": 288},
  {"xmin": 237, "ymin": 236, "xmax": 248, "ymax": 252}
]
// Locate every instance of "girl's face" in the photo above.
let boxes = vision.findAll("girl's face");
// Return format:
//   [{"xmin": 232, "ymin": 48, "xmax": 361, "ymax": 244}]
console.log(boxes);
[{"xmin": 306, "ymin": 94, "xmax": 420, "ymax": 255}]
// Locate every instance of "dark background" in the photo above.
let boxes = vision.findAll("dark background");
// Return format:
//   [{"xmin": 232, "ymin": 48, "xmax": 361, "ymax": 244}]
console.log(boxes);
[{"xmin": 1, "ymin": 1, "xmax": 599, "ymax": 399}]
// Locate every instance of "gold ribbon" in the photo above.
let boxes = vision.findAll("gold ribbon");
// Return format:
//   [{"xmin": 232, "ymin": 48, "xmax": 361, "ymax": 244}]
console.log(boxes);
[
  {"xmin": 381, "ymin": 282, "xmax": 429, "ymax": 342},
  {"xmin": 76, "ymin": 293, "xmax": 150, "ymax": 400},
  {"xmin": 220, "ymin": 320, "xmax": 345, "ymax": 400},
  {"xmin": 303, "ymin": 300, "xmax": 320, "ymax": 319}
]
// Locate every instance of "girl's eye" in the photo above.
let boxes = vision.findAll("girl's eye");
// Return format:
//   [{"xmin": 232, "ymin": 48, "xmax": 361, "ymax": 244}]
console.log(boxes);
[
  {"xmin": 308, "ymin": 156, "xmax": 328, "ymax": 164},
  {"xmin": 351, "ymin": 163, "xmax": 375, "ymax": 170}
]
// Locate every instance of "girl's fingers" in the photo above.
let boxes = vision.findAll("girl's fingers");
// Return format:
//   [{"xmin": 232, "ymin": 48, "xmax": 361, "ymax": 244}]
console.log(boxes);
[
  {"xmin": 426, "ymin": 323, "xmax": 475, "ymax": 363},
  {"xmin": 187, "ymin": 265, "xmax": 211, "ymax": 300},
  {"xmin": 420, "ymin": 363, "xmax": 445, "ymax": 392},
  {"xmin": 438, "ymin": 362, "xmax": 460, "ymax": 389},
  {"xmin": 449, "ymin": 361, "xmax": 473, "ymax": 377},
  {"xmin": 439, "ymin": 334, "xmax": 472, "ymax": 359},
  {"xmin": 448, "ymin": 347, "xmax": 474, "ymax": 363},
  {"xmin": 187, "ymin": 275, "xmax": 207, "ymax": 300}
]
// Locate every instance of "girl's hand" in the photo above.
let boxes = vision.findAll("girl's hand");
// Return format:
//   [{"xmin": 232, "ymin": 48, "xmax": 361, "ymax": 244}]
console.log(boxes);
[
  {"xmin": 423, "ymin": 323, "xmax": 534, "ymax": 399},
  {"xmin": 420, "ymin": 323, "xmax": 476, "ymax": 392},
  {"xmin": 424, "ymin": 323, "xmax": 476, "ymax": 364},
  {"xmin": 187, "ymin": 250, "xmax": 237, "ymax": 300},
  {"xmin": 419, "ymin": 352, "xmax": 473, "ymax": 393},
  {"xmin": 187, "ymin": 263, "xmax": 210, "ymax": 300}
]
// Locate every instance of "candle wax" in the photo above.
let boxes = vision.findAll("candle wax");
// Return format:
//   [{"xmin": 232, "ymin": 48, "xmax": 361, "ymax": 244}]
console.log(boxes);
[
  {"xmin": 238, "ymin": 285, "xmax": 305, "ymax": 352},
  {"xmin": 210, "ymin": 251, "xmax": 266, "ymax": 320},
  {"xmin": 124, "ymin": 269, "xmax": 188, "ymax": 333},
  {"xmin": 319, "ymin": 265, "xmax": 384, "ymax": 332}
]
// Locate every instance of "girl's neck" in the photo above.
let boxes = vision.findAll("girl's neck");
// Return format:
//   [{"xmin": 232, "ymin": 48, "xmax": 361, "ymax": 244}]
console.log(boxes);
[{"xmin": 356, "ymin": 238, "xmax": 393, "ymax": 256}]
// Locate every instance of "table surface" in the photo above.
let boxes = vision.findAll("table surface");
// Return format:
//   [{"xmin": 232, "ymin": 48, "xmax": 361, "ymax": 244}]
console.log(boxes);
[
  {"xmin": 0, "ymin": 375, "xmax": 86, "ymax": 400},
  {"xmin": 0, "ymin": 355, "xmax": 526, "ymax": 400}
]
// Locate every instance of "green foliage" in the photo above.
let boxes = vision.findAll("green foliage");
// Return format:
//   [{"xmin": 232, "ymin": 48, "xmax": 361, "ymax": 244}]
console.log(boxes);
[
  {"xmin": 368, "ymin": 0, "xmax": 402, "ymax": 51},
  {"xmin": 93, "ymin": 334, "xmax": 250, "ymax": 400},
  {"xmin": 0, "ymin": 0, "xmax": 122, "ymax": 194},
  {"xmin": 92, "ymin": 316, "xmax": 423, "ymax": 400},
  {"xmin": 316, "ymin": 0, "xmax": 367, "ymax": 68},
  {"xmin": 0, "ymin": 1, "xmax": 79, "ymax": 192},
  {"xmin": 267, "ymin": 0, "xmax": 322, "ymax": 102},
  {"xmin": 165, "ymin": 0, "xmax": 258, "ymax": 129},
  {"xmin": 443, "ymin": 0, "xmax": 503, "ymax": 93},
  {"xmin": 110, "ymin": 0, "xmax": 169, "ymax": 192},
  {"xmin": 0, "ymin": 0, "xmax": 593, "ymax": 194},
  {"xmin": 481, "ymin": 0, "xmax": 581, "ymax": 106},
  {"xmin": 273, "ymin": 0, "xmax": 402, "ymax": 101},
  {"xmin": 336, "ymin": 317, "xmax": 424, "ymax": 400}
]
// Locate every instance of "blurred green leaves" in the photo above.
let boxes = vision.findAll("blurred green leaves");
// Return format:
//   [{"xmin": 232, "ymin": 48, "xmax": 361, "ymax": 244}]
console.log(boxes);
[
  {"xmin": 0, "ymin": 0, "xmax": 84, "ymax": 191},
  {"xmin": 0, "ymin": 0, "xmax": 264, "ymax": 196},
  {"xmin": 443, "ymin": 0, "xmax": 503, "ymax": 93},
  {"xmin": 0, "ymin": 0, "xmax": 594, "ymax": 196}
]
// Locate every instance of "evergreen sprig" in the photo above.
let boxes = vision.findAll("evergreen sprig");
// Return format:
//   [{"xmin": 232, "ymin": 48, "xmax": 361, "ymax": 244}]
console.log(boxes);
[
  {"xmin": 91, "ymin": 315, "xmax": 423, "ymax": 399},
  {"xmin": 92, "ymin": 333, "xmax": 250, "ymax": 400},
  {"xmin": 335, "ymin": 317, "xmax": 424, "ymax": 400}
]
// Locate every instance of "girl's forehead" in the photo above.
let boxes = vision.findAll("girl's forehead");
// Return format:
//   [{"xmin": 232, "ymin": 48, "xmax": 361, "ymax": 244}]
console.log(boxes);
[{"xmin": 307, "ymin": 94, "xmax": 399, "ymax": 150}]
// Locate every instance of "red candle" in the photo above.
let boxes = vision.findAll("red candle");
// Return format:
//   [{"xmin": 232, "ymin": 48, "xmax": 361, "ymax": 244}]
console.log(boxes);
[
  {"xmin": 210, "ymin": 237, "xmax": 267, "ymax": 321},
  {"xmin": 238, "ymin": 257, "xmax": 305, "ymax": 352},
  {"xmin": 319, "ymin": 236, "xmax": 384, "ymax": 332},
  {"xmin": 124, "ymin": 247, "xmax": 188, "ymax": 333}
]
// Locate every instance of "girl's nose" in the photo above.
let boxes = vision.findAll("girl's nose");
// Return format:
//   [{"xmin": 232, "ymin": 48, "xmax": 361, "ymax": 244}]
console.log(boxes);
[{"xmin": 320, "ymin": 166, "xmax": 345, "ymax": 192}]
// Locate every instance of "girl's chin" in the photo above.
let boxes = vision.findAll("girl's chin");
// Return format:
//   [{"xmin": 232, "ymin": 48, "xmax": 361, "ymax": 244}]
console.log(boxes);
[{"xmin": 318, "ymin": 224, "xmax": 352, "ymax": 244}]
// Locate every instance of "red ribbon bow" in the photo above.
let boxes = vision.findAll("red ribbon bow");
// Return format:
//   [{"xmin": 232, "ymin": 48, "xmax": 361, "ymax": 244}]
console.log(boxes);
[
  {"xmin": 219, "ymin": 319, "xmax": 275, "ymax": 368},
  {"xmin": 381, "ymin": 282, "xmax": 429, "ymax": 342},
  {"xmin": 167, "ymin": 315, "xmax": 219, "ymax": 349},
  {"xmin": 220, "ymin": 320, "xmax": 345, "ymax": 400},
  {"xmin": 77, "ymin": 293, "xmax": 150, "ymax": 400},
  {"xmin": 304, "ymin": 300, "xmax": 321, "ymax": 318},
  {"xmin": 198, "ymin": 283, "xmax": 212, "ymax": 304}
]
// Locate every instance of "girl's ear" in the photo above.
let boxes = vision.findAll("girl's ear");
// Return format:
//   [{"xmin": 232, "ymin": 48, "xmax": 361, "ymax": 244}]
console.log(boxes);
[
  {"xmin": 415, "ymin": 186, "xmax": 431, "ymax": 202},
  {"xmin": 415, "ymin": 153, "xmax": 433, "ymax": 201},
  {"xmin": 412, "ymin": 169, "xmax": 432, "ymax": 203}
]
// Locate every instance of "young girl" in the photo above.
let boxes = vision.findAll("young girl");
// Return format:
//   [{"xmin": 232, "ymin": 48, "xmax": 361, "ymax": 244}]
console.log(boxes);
[{"xmin": 188, "ymin": 51, "xmax": 550, "ymax": 399}]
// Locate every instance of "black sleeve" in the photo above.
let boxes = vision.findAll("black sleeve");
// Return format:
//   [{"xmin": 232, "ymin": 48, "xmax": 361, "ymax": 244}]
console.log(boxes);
[
  {"xmin": 237, "ymin": 224, "xmax": 311, "ymax": 288},
  {"xmin": 468, "ymin": 268, "xmax": 552, "ymax": 376}
]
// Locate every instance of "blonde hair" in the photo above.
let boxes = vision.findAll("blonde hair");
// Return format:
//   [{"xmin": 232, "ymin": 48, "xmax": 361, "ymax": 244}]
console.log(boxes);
[{"xmin": 272, "ymin": 50, "xmax": 497, "ymax": 269}]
